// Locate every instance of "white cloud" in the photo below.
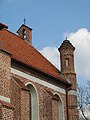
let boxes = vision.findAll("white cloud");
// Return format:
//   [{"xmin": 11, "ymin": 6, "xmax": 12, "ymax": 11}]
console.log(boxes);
[
  {"xmin": 68, "ymin": 28, "xmax": 90, "ymax": 80},
  {"xmin": 40, "ymin": 46, "xmax": 60, "ymax": 69},
  {"xmin": 40, "ymin": 28, "xmax": 90, "ymax": 80}
]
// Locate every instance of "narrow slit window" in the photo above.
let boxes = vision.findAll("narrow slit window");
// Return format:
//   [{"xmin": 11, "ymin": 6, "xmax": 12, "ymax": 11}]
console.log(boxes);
[
  {"xmin": 23, "ymin": 29, "xmax": 26, "ymax": 39},
  {"xmin": 66, "ymin": 58, "xmax": 69, "ymax": 67}
]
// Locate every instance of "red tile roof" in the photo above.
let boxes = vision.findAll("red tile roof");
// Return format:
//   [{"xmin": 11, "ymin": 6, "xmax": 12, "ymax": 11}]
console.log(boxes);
[
  {"xmin": 0, "ymin": 40, "xmax": 11, "ymax": 55},
  {"xmin": 0, "ymin": 28, "xmax": 70, "ymax": 85}
]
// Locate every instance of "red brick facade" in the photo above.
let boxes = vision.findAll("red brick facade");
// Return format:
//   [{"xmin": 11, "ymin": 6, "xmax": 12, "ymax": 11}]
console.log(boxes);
[
  {"xmin": 0, "ymin": 50, "xmax": 14, "ymax": 119},
  {"xmin": 0, "ymin": 23, "xmax": 79, "ymax": 120}
]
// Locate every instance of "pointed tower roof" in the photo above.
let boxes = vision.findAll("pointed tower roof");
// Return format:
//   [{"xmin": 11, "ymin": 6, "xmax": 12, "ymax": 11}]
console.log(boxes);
[
  {"xmin": 58, "ymin": 39, "xmax": 75, "ymax": 52},
  {"xmin": 17, "ymin": 24, "xmax": 32, "ymax": 33}
]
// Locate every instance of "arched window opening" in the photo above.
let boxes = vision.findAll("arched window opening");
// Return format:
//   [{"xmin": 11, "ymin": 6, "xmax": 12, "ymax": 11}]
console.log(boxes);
[
  {"xmin": 27, "ymin": 84, "xmax": 39, "ymax": 120},
  {"xmin": 65, "ymin": 58, "xmax": 69, "ymax": 67},
  {"xmin": 22, "ymin": 29, "xmax": 26, "ymax": 39},
  {"xmin": 52, "ymin": 94, "xmax": 64, "ymax": 120}
]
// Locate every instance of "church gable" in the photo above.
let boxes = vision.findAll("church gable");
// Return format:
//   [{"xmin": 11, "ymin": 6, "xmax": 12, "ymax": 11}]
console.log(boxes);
[
  {"xmin": 0, "ymin": 25, "xmax": 70, "ymax": 85},
  {"xmin": 0, "ymin": 23, "xmax": 79, "ymax": 120}
]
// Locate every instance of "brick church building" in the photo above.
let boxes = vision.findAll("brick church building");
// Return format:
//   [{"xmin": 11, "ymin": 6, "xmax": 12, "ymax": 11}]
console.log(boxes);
[{"xmin": 0, "ymin": 23, "xmax": 79, "ymax": 120}]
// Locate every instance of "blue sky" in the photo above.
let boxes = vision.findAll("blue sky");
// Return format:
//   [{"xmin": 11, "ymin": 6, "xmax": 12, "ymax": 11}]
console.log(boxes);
[
  {"xmin": 1, "ymin": 0, "xmax": 90, "ymax": 48},
  {"xmin": 0, "ymin": 0, "xmax": 90, "ymax": 85}
]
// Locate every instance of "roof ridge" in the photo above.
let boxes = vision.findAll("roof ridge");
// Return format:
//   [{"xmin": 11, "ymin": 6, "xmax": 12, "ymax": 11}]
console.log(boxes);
[
  {"xmin": 5, "ymin": 28, "xmax": 61, "ymax": 72},
  {"xmin": 3, "ymin": 28, "xmax": 26, "ymax": 42}
]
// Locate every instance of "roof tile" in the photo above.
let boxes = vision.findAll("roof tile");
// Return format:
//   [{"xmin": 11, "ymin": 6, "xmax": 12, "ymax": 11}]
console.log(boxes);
[{"xmin": 0, "ymin": 28, "xmax": 70, "ymax": 85}]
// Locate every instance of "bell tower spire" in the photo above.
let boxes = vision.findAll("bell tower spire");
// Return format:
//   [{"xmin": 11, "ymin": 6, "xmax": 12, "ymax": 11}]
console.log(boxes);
[
  {"xmin": 17, "ymin": 22, "xmax": 32, "ymax": 46},
  {"xmin": 58, "ymin": 39, "xmax": 75, "ymax": 74}
]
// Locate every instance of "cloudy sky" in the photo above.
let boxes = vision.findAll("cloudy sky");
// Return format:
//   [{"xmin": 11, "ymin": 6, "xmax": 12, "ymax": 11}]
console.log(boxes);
[
  {"xmin": 41, "ymin": 28, "xmax": 90, "ymax": 85},
  {"xmin": 1, "ymin": 0, "xmax": 90, "ymax": 85}
]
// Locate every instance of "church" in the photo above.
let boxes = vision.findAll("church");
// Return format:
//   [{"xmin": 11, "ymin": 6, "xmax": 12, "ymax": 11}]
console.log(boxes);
[{"xmin": 0, "ymin": 22, "xmax": 79, "ymax": 120}]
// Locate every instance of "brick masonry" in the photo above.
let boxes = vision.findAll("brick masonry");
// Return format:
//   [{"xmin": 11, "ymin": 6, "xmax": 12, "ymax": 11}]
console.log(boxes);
[
  {"xmin": 58, "ymin": 40, "xmax": 79, "ymax": 120},
  {"xmin": 0, "ymin": 49, "xmax": 79, "ymax": 120},
  {"xmin": 20, "ymin": 90, "xmax": 30, "ymax": 120},
  {"xmin": 0, "ymin": 50, "xmax": 14, "ymax": 119},
  {"xmin": 1, "ymin": 106, "xmax": 14, "ymax": 120},
  {"xmin": 0, "ymin": 25, "xmax": 79, "ymax": 120},
  {"xmin": 12, "ymin": 73, "xmax": 67, "ymax": 120},
  {"xmin": 0, "ymin": 50, "xmax": 11, "ymax": 98},
  {"xmin": 17, "ymin": 24, "xmax": 32, "ymax": 45}
]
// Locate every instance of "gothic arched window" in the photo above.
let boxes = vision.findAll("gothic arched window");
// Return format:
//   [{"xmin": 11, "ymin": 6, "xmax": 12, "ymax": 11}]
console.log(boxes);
[
  {"xmin": 27, "ymin": 84, "xmax": 39, "ymax": 120},
  {"xmin": 52, "ymin": 94, "xmax": 64, "ymax": 120}
]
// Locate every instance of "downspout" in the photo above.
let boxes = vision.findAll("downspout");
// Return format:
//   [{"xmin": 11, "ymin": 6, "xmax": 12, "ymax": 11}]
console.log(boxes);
[
  {"xmin": 66, "ymin": 88, "xmax": 69, "ymax": 120},
  {"xmin": 66, "ymin": 86, "xmax": 71, "ymax": 120}
]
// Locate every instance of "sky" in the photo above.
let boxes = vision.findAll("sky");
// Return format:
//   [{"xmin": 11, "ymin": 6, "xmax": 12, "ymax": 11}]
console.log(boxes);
[{"xmin": 0, "ymin": 0, "xmax": 90, "ymax": 85}]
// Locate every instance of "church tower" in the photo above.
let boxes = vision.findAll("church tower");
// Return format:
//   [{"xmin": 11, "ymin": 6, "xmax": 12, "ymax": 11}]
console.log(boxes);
[{"xmin": 58, "ymin": 39, "xmax": 79, "ymax": 120}]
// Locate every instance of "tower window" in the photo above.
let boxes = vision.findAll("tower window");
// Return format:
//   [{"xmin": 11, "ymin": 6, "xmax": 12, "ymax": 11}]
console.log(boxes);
[
  {"xmin": 22, "ymin": 29, "xmax": 26, "ymax": 39},
  {"xmin": 65, "ymin": 58, "xmax": 69, "ymax": 67}
]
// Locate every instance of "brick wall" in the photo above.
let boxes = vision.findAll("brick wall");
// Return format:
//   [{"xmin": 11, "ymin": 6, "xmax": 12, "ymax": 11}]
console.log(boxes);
[
  {"xmin": 11, "ymin": 77, "xmax": 30, "ymax": 120},
  {"xmin": 20, "ymin": 90, "xmax": 30, "ymax": 120},
  {"xmin": 11, "ymin": 78, "xmax": 21, "ymax": 120},
  {"xmin": 17, "ymin": 25, "xmax": 32, "ymax": 45},
  {"xmin": 64, "ymin": 73, "xmax": 77, "ymax": 90},
  {"xmin": 13, "ymin": 74, "xmax": 67, "ymax": 120},
  {"xmin": 0, "ymin": 102, "xmax": 14, "ymax": 120},
  {"xmin": 1, "ymin": 106, "xmax": 14, "ymax": 120},
  {"xmin": 0, "ymin": 50, "xmax": 15, "ymax": 120},
  {"xmin": 60, "ymin": 49, "xmax": 75, "ymax": 73},
  {"xmin": 0, "ymin": 50, "xmax": 11, "ymax": 98}
]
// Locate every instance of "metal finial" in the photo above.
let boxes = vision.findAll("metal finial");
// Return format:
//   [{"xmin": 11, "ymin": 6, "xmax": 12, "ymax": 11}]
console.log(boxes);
[
  {"xmin": 66, "ymin": 36, "xmax": 67, "ymax": 40},
  {"xmin": 23, "ymin": 17, "xmax": 26, "ymax": 25}
]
